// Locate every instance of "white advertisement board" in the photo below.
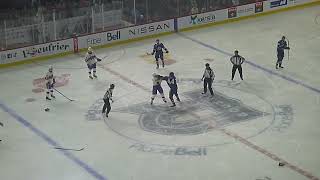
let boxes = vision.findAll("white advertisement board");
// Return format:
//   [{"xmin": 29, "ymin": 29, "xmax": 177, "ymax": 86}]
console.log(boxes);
[
  {"xmin": 0, "ymin": 39, "xmax": 73, "ymax": 64},
  {"xmin": 177, "ymin": 9, "xmax": 228, "ymax": 29},
  {"xmin": 264, "ymin": 0, "xmax": 315, "ymax": 12},
  {"xmin": 78, "ymin": 19, "xmax": 174, "ymax": 49}
]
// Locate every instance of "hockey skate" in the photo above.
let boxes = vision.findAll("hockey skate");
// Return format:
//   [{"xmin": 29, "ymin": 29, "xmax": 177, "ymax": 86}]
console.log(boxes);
[
  {"xmin": 46, "ymin": 97, "xmax": 51, "ymax": 100},
  {"xmin": 93, "ymin": 74, "xmax": 97, "ymax": 78},
  {"xmin": 51, "ymin": 95, "xmax": 56, "ymax": 98},
  {"xmin": 89, "ymin": 75, "xmax": 93, "ymax": 79}
]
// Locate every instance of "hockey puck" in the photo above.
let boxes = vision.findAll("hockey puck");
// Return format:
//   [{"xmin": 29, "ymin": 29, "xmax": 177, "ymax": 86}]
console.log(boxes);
[
  {"xmin": 278, "ymin": 162, "xmax": 285, "ymax": 166},
  {"xmin": 45, "ymin": 108, "xmax": 50, "ymax": 112}
]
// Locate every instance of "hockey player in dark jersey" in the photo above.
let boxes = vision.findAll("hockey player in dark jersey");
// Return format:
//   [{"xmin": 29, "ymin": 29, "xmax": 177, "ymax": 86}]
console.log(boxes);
[
  {"xmin": 276, "ymin": 36, "xmax": 290, "ymax": 69},
  {"xmin": 166, "ymin": 72, "xmax": 180, "ymax": 107},
  {"xmin": 151, "ymin": 39, "xmax": 169, "ymax": 69}
]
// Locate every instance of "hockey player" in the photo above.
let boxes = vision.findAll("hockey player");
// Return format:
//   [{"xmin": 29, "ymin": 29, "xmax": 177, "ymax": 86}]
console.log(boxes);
[
  {"xmin": 166, "ymin": 72, "xmax": 180, "ymax": 107},
  {"xmin": 45, "ymin": 66, "xmax": 55, "ymax": 100},
  {"xmin": 201, "ymin": 63, "xmax": 215, "ymax": 96},
  {"xmin": 151, "ymin": 39, "xmax": 169, "ymax": 69},
  {"xmin": 276, "ymin": 36, "xmax": 290, "ymax": 69},
  {"xmin": 85, "ymin": 47, "xmax": 101, "ymax": 79},
  {"xmin": 102, "ymin": 84, "xmax": 115, "ymax": 118},
  {"xmin": 151, "ymin": 73, "xmax": 167, "ymax": 105}
]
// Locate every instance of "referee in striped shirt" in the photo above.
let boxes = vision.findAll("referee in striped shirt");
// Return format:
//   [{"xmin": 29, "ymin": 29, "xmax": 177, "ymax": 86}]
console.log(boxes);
[
  {"xmin": 102, "ymin": 84, "xmax": 115, "ymax": 118},
  {"xmin": 230, "ymin": 50, "xmax": 245, "ymax": 80}
]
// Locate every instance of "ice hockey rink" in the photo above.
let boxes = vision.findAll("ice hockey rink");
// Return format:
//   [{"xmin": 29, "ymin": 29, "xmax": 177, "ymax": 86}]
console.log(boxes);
[{"xmin": 0, "ymin": 4, "xmax": 320, "ymax": 180}]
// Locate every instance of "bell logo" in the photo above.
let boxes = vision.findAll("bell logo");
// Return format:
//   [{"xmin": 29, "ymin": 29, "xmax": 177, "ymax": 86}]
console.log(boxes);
[{"xmin": 106, "ymin": 31, "xmax": 120, "ymax": 41}]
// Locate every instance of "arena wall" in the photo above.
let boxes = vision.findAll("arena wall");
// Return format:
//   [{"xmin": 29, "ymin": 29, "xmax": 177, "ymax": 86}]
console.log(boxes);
[{"xmin": 0, "ymin": 0, "xmax": 318, "ymax": 68}]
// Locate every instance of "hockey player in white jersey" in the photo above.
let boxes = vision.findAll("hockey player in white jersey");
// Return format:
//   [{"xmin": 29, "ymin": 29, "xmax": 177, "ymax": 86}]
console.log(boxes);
[
  {"xmin": 151, "ymin": 73, "xmax": 167, "ymax": 105},
  {"xmin": 45, "ymin": 66, "xmax": 55, "ymax": 100},
  {"xmin": 85, "ymin": 47, "xmax": 101, "ymax": 79}
]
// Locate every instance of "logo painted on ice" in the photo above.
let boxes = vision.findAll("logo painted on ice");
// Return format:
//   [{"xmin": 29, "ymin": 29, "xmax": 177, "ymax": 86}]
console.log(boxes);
[
  {"xmin": 32, "ymin": 74, "xmax": 71, "ymax": 93},
  {"xmin": 189, "ymin": 14, "xmax": 216, "ymax": 25},
  {"xmin": 86, "ymin": 79, "xmax": 293, "ymax": 152},
  {"xmin": 270, "ymin": 0, "xmax": 287, "ymax": 8}
]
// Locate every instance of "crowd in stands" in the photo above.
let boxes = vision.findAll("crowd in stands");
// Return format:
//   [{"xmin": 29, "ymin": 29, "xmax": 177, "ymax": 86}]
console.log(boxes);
[{"xmin": 0, "ymin": 0, "xmax": 263, "ymax": 50}]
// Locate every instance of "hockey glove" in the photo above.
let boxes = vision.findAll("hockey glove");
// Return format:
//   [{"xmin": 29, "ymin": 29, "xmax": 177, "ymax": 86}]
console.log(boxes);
[{"xmin": 97, "ymin": 58, "xmax": 102, "ymax": 62}]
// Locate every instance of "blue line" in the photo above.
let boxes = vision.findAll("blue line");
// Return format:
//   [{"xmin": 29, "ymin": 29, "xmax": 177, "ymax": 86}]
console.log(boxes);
[
  {"xmin": 0, "ymin": 102, "xmax": 108, "ymax": 180},
  {"xmin": 178, "ymin": 33, "xmax": 320, "ymax": 94}
]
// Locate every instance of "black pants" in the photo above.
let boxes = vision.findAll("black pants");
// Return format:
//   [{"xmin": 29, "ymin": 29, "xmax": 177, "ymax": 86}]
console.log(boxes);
[
  {"xmin": 169, "ymin": 89, "xmax": 180, "ymax": 103},
  {"xmin": 102, "ymin": 99, "xmax": 111, "ymax": 115},
  {"xmin": 277, "ymin": 50, "xmax": 284, "ymax": 66},
  {"xmin": 203, "ymin": 78, "xmax": 214, "ymax": 95},
  {"xmin": 232, "ymin": 65, "xmax": 243, "ymax": 80}
]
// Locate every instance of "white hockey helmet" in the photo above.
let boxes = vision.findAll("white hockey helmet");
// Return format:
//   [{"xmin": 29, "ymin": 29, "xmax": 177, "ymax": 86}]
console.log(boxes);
[
  {"xmin": 49, "ymin": 66, "xmax": 53, "ymax": 72},
  {"xmin": 88, "ymin": 47, "xmax": 93, "ymax": 52}
]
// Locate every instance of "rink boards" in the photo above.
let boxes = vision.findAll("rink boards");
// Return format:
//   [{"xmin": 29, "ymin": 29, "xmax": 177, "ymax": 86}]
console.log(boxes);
[{"xmin": 0, "ymin": 0, "xmax": 318, "ymax": 67}]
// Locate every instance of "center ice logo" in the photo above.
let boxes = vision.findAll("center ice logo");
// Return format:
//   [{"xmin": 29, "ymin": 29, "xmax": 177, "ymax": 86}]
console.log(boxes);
[{"xmin": 112, "ymin": 90, "xmax": 267, "ymax": 135}]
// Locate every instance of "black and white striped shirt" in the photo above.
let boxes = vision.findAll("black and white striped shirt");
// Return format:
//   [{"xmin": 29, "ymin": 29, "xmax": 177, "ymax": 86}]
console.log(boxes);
[
  {"xmin": 103, "ymin": 89, "xmax": 113, "ymax": 100},
  {"xmin": 230, "ymin": 55, "xmax": 245, "ymax": 65}
]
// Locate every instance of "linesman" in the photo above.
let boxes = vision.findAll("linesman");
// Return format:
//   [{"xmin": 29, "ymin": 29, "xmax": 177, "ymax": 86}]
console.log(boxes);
[
  {"xmin": 201, "ymin": 63, "xmax": 215, "ymax": 96},
  {"xmin": 230, "ymin": 50, "xmax": 245, "ymax": 80},
  {"xmin": 102, "ymin": 84, "xmax": 115, "ymax": 118}
]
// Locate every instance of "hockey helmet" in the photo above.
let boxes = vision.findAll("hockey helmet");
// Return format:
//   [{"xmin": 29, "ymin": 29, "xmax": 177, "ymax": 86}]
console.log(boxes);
[
  {"xmin": 49, "ymin": 66, "xmax": 53, "ymax": 72},
  {"xmin": 169, "ymin": 72, "xmax": 174, "ymax": 76},
  {"xmin": 110, "ymin": 84, "xmax": 115, "ymax": 89},
  {"xmin": 205, "ymin": 63, "xmax": 210, "ymax": 67},
  {"xmin": 88, "ymin": 47, "xmax": 93, "ymax": 52}
]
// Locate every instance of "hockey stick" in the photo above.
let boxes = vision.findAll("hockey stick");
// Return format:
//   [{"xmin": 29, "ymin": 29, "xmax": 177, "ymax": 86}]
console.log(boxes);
[
  {"xmin": 54, "ymin": 147, "xmax": 85, "ymax": 151},
  {"xmin": 53, "ymin": 88, "xmax": 75, "ymax": 101},
  {"xmin": 287, "ymin": 38, "xmax": 290, "ymax": 61}
]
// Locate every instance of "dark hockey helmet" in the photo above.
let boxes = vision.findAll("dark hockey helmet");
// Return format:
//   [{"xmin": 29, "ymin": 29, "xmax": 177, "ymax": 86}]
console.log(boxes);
[
  {"xmin": 156, "ymin": 39, "xmax": 159, "ymax": 43},
  {"xmin": 169, "ymin": 72, "xmax": 174, "ymax": 77},
  {"xmin": 110, "ymin": 84, "xmax": 115, "ymax": 89},
  {"xmin": 205, "ymin": 63, "xmax": 210, "ymax": 67}
]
